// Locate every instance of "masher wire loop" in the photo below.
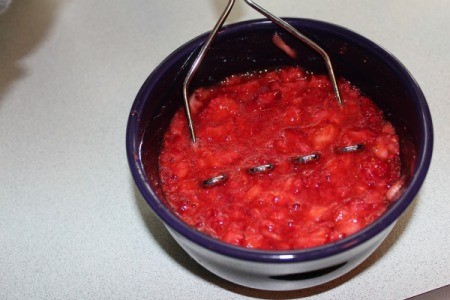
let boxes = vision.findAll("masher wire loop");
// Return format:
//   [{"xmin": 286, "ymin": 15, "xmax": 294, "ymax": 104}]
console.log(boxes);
[
  {"xmin": 336, "ymin": 144, "xmax": 365, "ymax": 154},
  {"xmin": 248, "ymin": 163, "xmax": 275, "ymax": 174},
  {"xmin": 202, "ymin": 174, "xmax": 228, "ymax": 188},
  {"xmin": 294, "ymin": 152, "xmax": 320, "ymax": 164},
  {"xmin": 183, "ymin": 0, "xmax": 343, "ymax": 144},
  {"xmin": 201, "ymin": 144, "xmax": 365, "ymax": 188}
]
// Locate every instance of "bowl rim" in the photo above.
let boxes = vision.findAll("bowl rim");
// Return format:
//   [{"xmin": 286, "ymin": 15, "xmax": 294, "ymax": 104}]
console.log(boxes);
[{"xmin": 126, "ymin": 18, "xmax": 433, "ymax": 263}]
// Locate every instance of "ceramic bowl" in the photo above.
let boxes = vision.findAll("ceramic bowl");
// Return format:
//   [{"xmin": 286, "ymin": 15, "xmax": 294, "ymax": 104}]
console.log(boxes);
[{"xmin": 126, "ymin": 18, "xmax": 433, "ymax": 290}]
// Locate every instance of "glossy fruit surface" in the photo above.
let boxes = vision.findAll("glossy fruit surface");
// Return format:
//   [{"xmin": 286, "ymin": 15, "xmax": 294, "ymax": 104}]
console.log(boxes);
[{"xmin": 157, "ymin": 67, "xmax": 401, "ymax": 250}]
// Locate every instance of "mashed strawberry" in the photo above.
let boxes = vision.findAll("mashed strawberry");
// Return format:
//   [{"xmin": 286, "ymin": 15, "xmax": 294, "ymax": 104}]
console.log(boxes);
[{"xmin": 155, "ymin": 66, "xmax": 401, "ymax": 250}]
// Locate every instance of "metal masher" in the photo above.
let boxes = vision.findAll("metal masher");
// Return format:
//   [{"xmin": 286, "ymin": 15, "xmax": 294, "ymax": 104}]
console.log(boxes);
[{"xmin": 179, "ymin": 0, "xmax": 363, "ymax": 188}]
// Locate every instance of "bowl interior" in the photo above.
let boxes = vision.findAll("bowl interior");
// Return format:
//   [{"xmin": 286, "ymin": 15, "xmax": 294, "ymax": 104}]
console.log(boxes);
[{"xmin": 128, "ymin": 18, "xmax": 432, "ymax": 261}]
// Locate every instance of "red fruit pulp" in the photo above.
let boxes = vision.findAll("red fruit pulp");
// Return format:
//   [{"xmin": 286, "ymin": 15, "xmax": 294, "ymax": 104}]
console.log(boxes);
[{"xmin": 154, "ymin": 67, "xmax": 401, "ymax": 250}]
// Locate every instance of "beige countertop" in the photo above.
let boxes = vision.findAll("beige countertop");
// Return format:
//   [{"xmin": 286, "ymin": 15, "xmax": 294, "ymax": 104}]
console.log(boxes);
[{"xmin": 1, "ymin": 1, "xmax": 449, "ymax": 299}]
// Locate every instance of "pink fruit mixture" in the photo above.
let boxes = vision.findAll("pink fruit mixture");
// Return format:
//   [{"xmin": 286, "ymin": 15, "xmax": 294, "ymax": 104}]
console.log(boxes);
[{"xmin": 155, "ymin": 66, "xmax": 401, "ymax": 250}]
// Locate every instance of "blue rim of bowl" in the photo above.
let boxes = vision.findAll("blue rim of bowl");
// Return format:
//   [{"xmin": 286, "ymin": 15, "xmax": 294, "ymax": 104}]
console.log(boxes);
[{"xmin": 126, "ymin": 18, "xmax": 433, "ymax": 263}]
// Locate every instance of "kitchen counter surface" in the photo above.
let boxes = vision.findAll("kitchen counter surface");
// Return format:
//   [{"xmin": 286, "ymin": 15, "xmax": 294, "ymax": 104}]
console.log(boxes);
[{"xmin": 1, "ymin": 1, "xmax": 449, "ymax": 299}]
